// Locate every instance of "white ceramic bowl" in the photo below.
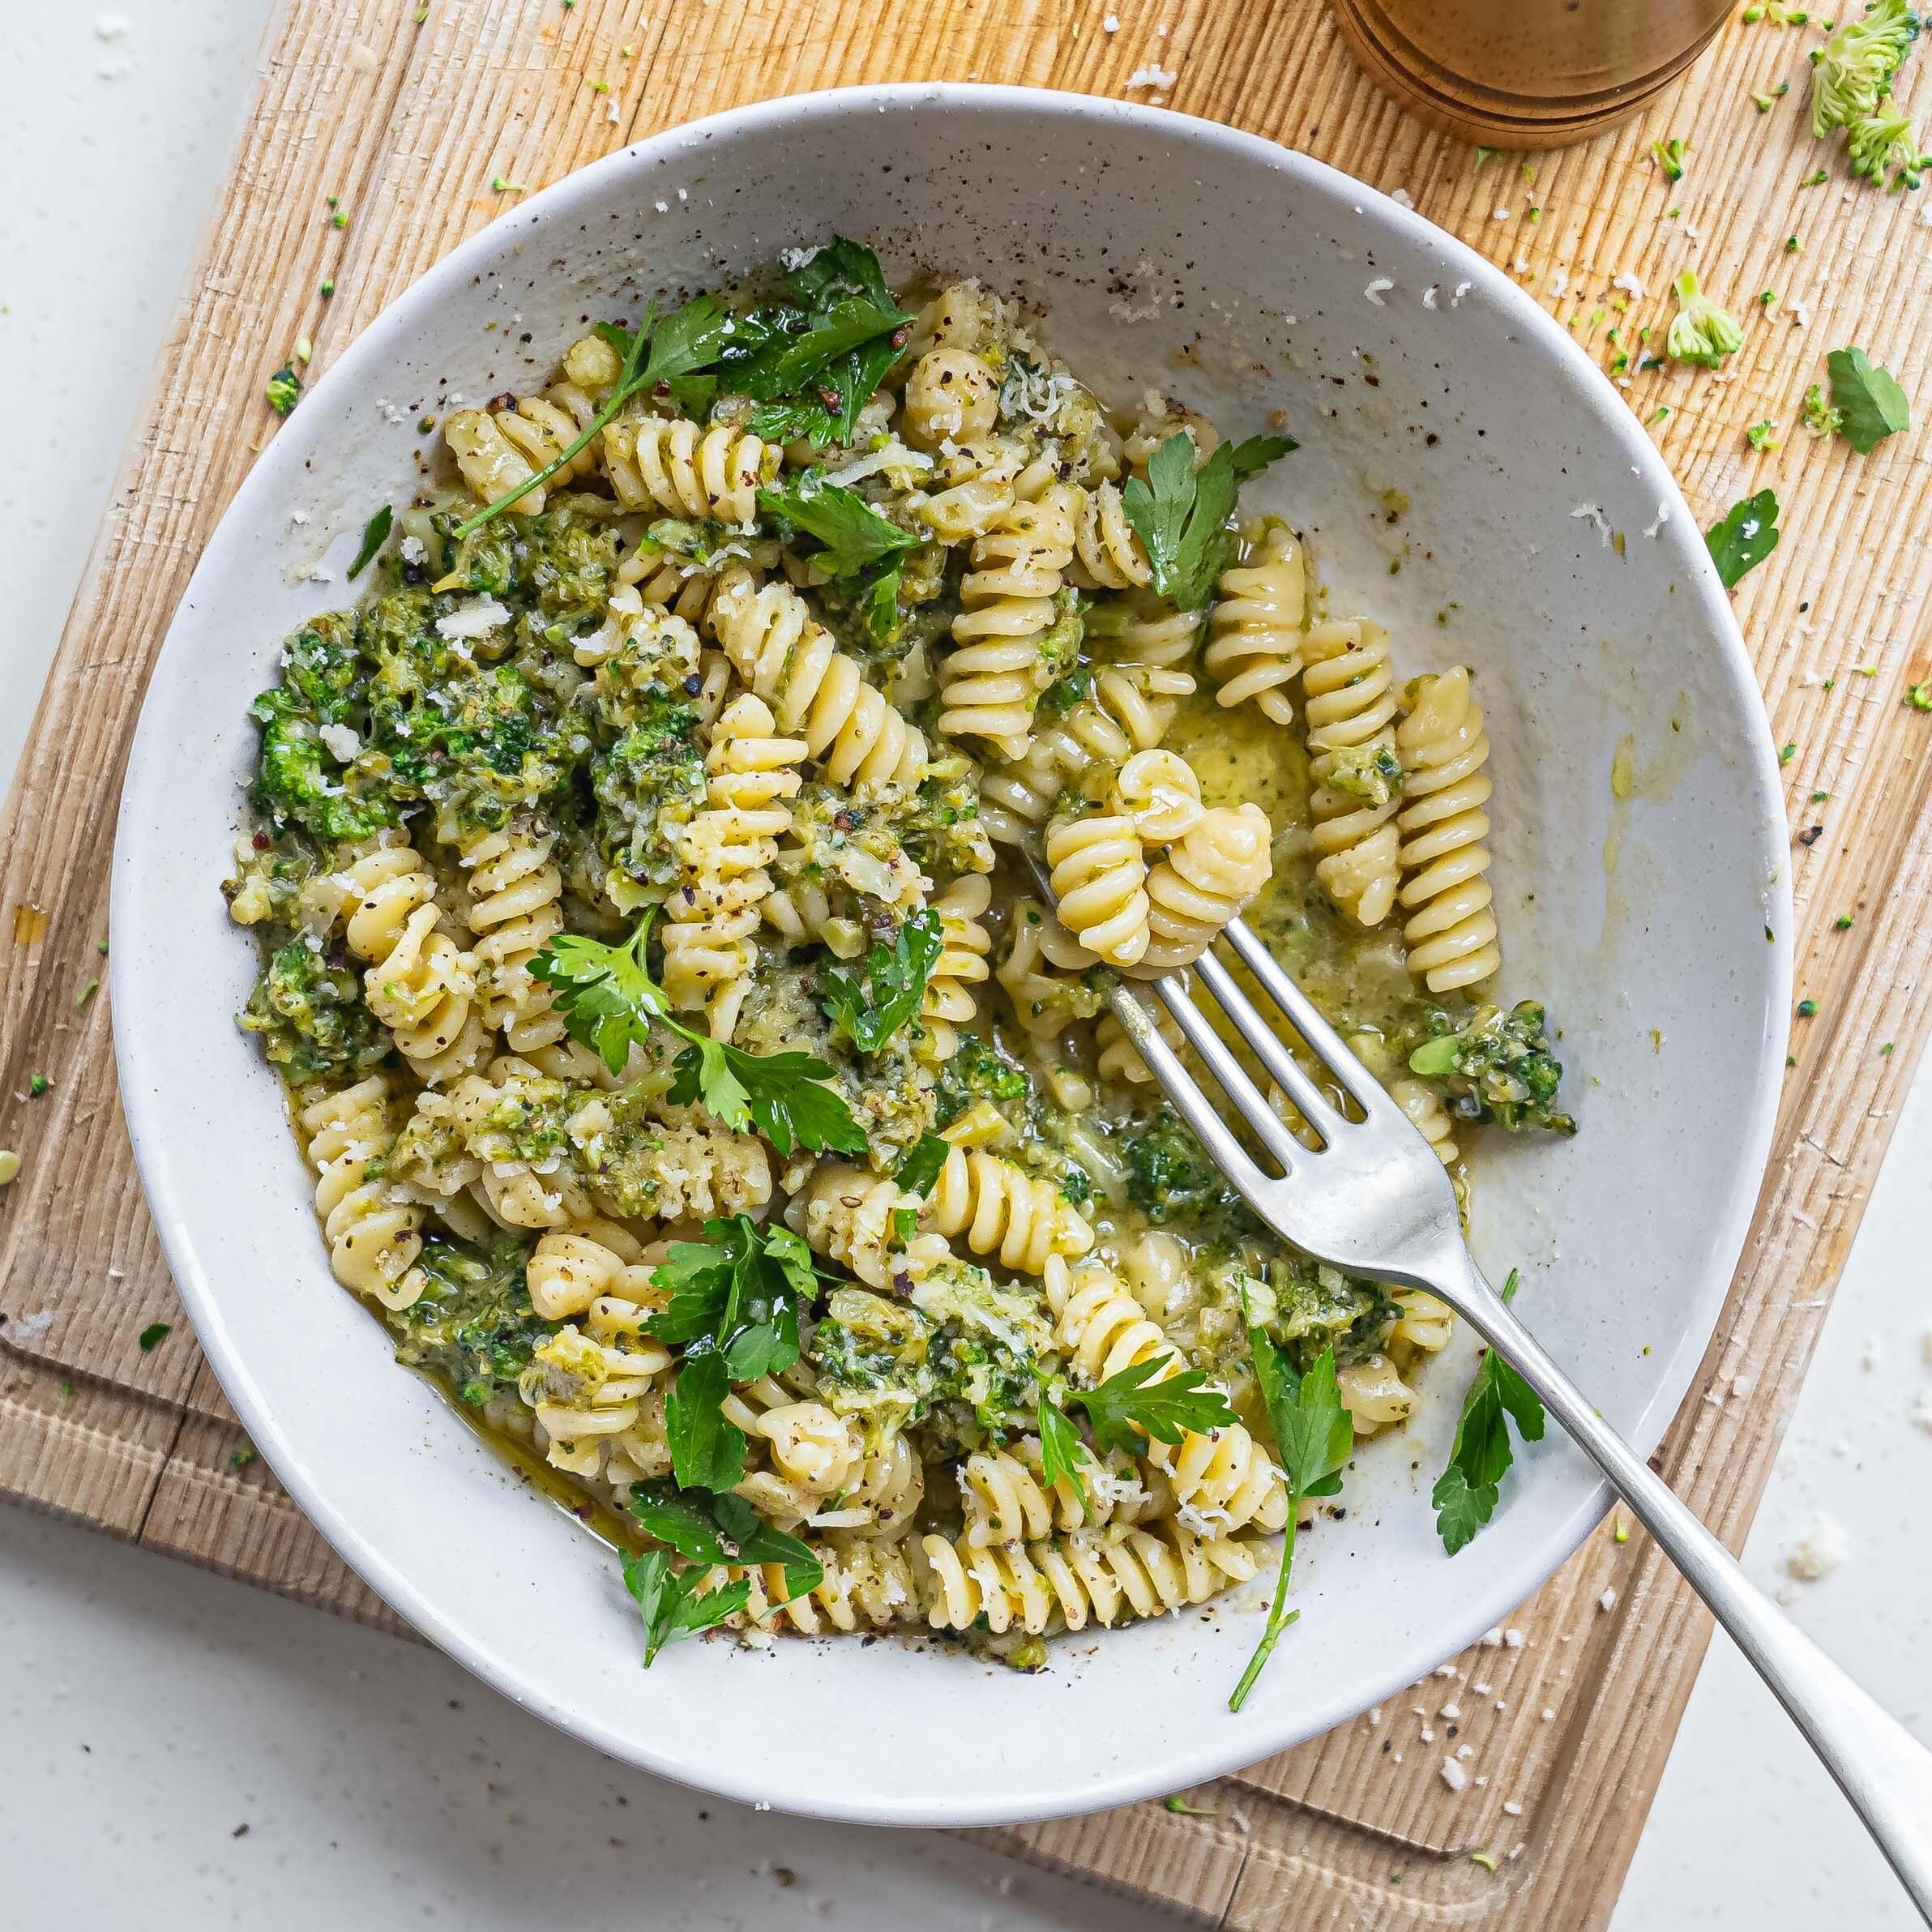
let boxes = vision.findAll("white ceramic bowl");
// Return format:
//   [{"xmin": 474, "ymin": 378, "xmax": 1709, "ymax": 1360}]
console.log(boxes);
[{"xmin": 113, "ymin": 84, "xmax": 1790, "ymax": 1827}]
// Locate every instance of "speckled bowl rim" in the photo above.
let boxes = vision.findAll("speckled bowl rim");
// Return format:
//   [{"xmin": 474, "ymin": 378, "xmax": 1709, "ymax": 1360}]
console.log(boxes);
[{"xmin": 113, "ymin": 82, "xmax": 1791, "ymax": 1826}]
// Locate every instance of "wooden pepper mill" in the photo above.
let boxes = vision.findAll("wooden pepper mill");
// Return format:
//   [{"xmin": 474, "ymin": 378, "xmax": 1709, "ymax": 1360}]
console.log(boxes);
[{"xmin": 1331, "ymin": 0, "xmax": 1738, "ymax": 147}]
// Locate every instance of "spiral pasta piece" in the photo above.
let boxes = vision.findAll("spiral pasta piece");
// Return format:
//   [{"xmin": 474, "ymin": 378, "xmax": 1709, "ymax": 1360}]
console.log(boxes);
[
  {"xmin": 602, "ymin": 412, "xmax": 769, "ymax": 524},
  {"xmin": 299, "ymin": 1077, "xmax": 425, "ymax": 1310},
  {"xmin": 1131, "ymin": 804, "xmax": 1273, "ymax": 977},
  {"xmin": 924, "ymin": 1147, "xmax": 1093, "ymax": 1276},
  {"xmin": 921, "ymin": 1521, "xmax": 1260, "ymax": 1635},
  {"xmin": 1109, "ymin": 749, "xmax": 1205, "ymax": 846},
  {"xmin": 959, "ymin": 1439, "xmax": 1171, "ymax": 1545},
  {"xmin": 1043, "ymin": 1253, "xmax": 1173, "ymax": 1384},
  {"xmin": 1206, "ymin": 519, "xmax": 1306, "ymax": 726},
  {"xmin": 1095, "ymin": 994, "xmax": 1188, "ymax": 1084},
  {"xmin": 942, "ymin": 484, "xmax": 1079, "ymax": 759},
  {"xmin": 442, "ymin": 348, "xmax": 613, "ymax": 515},
  {"xmin": 662, "ymin": 693, "xmax": 806, "ymax": 1040},
  {"xmin": 920, "ymin": 874, "xmax": 993, "ymax": 1062},
  {"xmin": 1045, "ymin": 811, "xmax": 1150, "ymax": 968},
  {"xmin": 977, "ymin": 703, "xmax": 1133, "ymax": 845},
  {"xmin": 901, "ymin": 347, "xmax": 1001, "ymax": 449},
  {"xmin": 1303, "ymin": 619, "xmax": 1402, "ymax": 927},
  {"xmin": 724, "ymin": 1374, "xmax": 862, "ymax": 1527},
  {"xmin": 519, "ymin": 1319, "xmax": 671, "ymax": 1477},
  {"xmin": 1395, "ymin": 665, "xmax": 1500, "ymax": 991},
  {"xmin": 335, "ymin": 847, "xmax": 489, "ymax": 1084},
  {"xmin": 1335, "ymin": 1353, "xmax": 1417, "ymax": 1437},
  {"xmin": 457, "ymin": 825, "xmax": 569, "ymax": 1055},
  {"xmin": 997, "ymin": 900, "xmax": 1105, "ymax": 1041},
  {"xmin": 525, "ymin": 1221, "xmax": 660, "ymax": 1320},
  {"xmin": 707, "ymin": 568, "xmax": 927, "ymax": 792},
  {"xmin": 789, "ymin": 1165, "xmax": 939, "ymax": 1292},
  {"xmin": 724, "ymin": 1537, "xmax": 924, "ymax": 1635},
  {"xmin": 1073, "ymin": 481, "xmax": 1153, "ymax": 590},
  {"xmin": 1346, "ymin": 1032, "xmax": 1457, "ymax": 1168}
]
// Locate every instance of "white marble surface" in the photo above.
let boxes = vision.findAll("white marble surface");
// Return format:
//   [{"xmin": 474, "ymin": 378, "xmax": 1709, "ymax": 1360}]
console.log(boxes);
[{"xmin": 2, "ymin": 6, "xmax": 1927, "ymax": 1926}]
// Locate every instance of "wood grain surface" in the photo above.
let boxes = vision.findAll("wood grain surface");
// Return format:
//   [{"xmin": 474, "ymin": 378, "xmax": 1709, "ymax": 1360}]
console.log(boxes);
[{"xmin": 3, "ymin": 4, "xmax": 1930, "ymax": 1928}]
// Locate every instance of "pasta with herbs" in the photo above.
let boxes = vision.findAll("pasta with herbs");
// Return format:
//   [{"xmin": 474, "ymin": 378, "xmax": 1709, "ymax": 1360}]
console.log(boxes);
[{"xmin": 229, "ymin": 239, "xmax": 1572, "ymax": 1673}]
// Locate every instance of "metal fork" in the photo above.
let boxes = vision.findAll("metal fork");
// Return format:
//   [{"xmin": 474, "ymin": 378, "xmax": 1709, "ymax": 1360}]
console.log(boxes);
[{"xmin": 1094, "ymin": 911, "xmax": 1932, "ymax": 1920}]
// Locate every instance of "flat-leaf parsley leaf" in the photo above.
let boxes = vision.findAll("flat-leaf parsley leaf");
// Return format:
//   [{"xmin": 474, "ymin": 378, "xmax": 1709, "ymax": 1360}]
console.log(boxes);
[
  {"xmin": 1431, "ymin": 1270, "xmax": 1547, "ymax": 1554},
  {"xmin": 1120, "ymin": 431, "xmax": 1296, "ymax": 611},
  {"xmin": 532, "ymin": 914, "xmax": 866, "ymax": 1156},
  {"xmin": 1704, "ymin": 488, "xmax": 1780, "ymax": 590},
  {"xmin": 1826, "ymin": 346, "xmax": 1911, "ymax": 454},
  {"xmin": 821, "ymin": 909, "xmax": 944, "ymax": 1053},
  {"xmin": 1229, "ymin": 1333, "xmax": 1351, "ymax": 1712}
]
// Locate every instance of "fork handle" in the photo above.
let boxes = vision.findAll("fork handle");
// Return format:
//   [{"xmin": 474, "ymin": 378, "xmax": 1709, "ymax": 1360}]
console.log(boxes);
[{"xmin": 1432, "ymin": 1248, "xmax": 1932, "ymax": 1922}]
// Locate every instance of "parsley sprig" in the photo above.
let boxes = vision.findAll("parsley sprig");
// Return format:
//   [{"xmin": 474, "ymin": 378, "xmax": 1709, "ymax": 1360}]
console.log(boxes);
[
  {"xmin": 759, "ymin": 472, "xmax": 921, "ymax": 644},
  {"xmin": 649, "ymin": 1216, "xmax": 836, "ymax": 1490},
  {"xmin": 891, "ymin": 1131, "xmax": 952, "ymax": 1199},
  {"xmin": 531, "ymin": 913, "xmax": 866, "ymax": 1156},
  {"xmin": 820, "ymin": 910, "xmax": 943, "ymax": 1053},
  {"xmin": 1228, "ymin": 1334, "xmax": 1352, "ymax": 1712},
  {"xmin": 620, "ymin": 1481, "xmax": 825, "ymax": 1665},
  {"xmin": 1431, "ymin": 1270, "xmax": 1547, "ymax": 1554},
  {"xmin": 455, "ymin": 293, "xmax": 732, "ymax": 537},
  {"xmin": 1032, "ymin": 1355, "xmax": 1240, "ymax": 1520},
  {"xmin": 1120, "ymin": 430, "xmax": 1296, "ymax": 611},
  {"xmin": 621, "ymin": 1549, "xmax": 750, "ymax": 1664},
  {"xmin": 736, "ymin": 238, "xmax": 913, "ymax": 449}
]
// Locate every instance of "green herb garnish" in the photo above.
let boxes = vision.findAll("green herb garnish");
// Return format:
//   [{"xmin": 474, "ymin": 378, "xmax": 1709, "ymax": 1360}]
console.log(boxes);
[
  {"xmin": 820, "ymin": 910, "xmax": 943, "ymax": 1053},
  {"xmin": 1120, "ymin": 430, "xmax": 1295, "ymax": 611},
  {"xmin": 347, "ymin": 505, "xmax": 392, "ymax": 580},
  {"xmin": 138, "ymin": 1321, "xmax": 172, "ymax": 1352},
  {"xmin": 1705, "ymin": 488, "xmax": 1781, "ymax": 589},
  {"xmin": 892, "ymin": 1131, "xmax": 951, "ymax": 1198},
  {"xmin": 455, "ymin": 294, "xmax": 731, "ymax": 536},
  {"xmin": 1826, "ymin": 345, "xmax": 1911, "ymax": 451},
  {"xmin": 628, "ymin": 1481, "xmax": 823, "ymax": 1596},
  {"xmin": 1432, "ymin": 1271, "xmax": 1547, "ymax": 1554},
  {"xmin": 756, "ymin": 475, "xmax": 918, "ymax": 578},
  {"xmin": 621, "ymin": 1547, "xmax": 751, "ymax": 1665},
  {"xmin": 1229, "ymin": 1339, "xmax": 1352, "ymax": 1711},
  {"xmin": 532, "ymin": 913, "xmax": 866, "ymax": 1156}
]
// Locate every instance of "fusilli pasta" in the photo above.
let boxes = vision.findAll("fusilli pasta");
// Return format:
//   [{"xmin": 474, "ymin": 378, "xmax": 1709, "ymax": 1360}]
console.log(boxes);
[{"xmin": 1395, "ymin": 666, "xmax": 1500, "ymax": 991}]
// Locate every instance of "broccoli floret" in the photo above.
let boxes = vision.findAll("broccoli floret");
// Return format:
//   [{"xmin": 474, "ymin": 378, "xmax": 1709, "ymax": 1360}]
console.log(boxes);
[
  {"xmin": 592, "ymin": 694, "xmax": 707, "ymax": 906},
  {"xmin": 1813, "ymin": 0, "xmax": 1921, "ymax": 136},
  {"xmin": 1246, "ymin": 1255, "xmax": 1399, "ymax": 1375},
  {"xmin": 1666, "ymin": 271, "xmax": 1743, "ymax": 369},
  {"xmin": 1803, "ymin": 383, "xmax": 1845, "ymax": 438},
  {"xmin": 1847, "ymin": 103, "xmax": 1923, "ymax": 184},
  {"xmin": 1123, "ymin": 1108, "xmax": 1250, "ymax": 1227},
  {"xmin": 387, "ymin": 1232, "xmax": 555, "ymax": 1406},
  {"xmin": 1409, "ymin": 1000, "xmax": 1576, "ymax": 1135},
  {"xmin": 239, "ymin": 937, "xmax": 386, "ymax": 1084},
  {"xmin": 932, "ymin": 1035, "xmax": 1031, "ymax": 1128},
  {"xmin": 434, "ymin": 502, "xmax": 618, "ymax": 630},
  {"xmin": 1040, "ymin": 664, "xmax": 1096, "ymax": 714},
  {"xmin": 248, "ymin": 686, "xmax": 395, "ymax": 843},
  {"xmin": 266, "ymin": 364, "xmax": 301, "ymax": 415},
  {"xmin": 897, "ymin": 754, "xmax": 993, "ymax": 878},
  {"xmin": 1033, "ymin": 587, "xmax": 1084, "ymax": 685}
]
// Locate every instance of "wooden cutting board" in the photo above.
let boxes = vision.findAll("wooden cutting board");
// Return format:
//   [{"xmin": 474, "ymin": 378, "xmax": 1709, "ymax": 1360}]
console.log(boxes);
[{"xmin": 4, "ymin": 3, "xmax": 1930, "ymax": 1926}]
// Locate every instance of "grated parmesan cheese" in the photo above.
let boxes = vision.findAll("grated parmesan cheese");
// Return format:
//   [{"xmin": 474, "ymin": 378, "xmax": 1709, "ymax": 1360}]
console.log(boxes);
[
  {"xmin": 436, "ymin": 596, "xmax": 511, "ymax": 641},
  {"xmin": 1571, "ymin": 503, "xmax": 1613, "ymax": 546},
  {"xmin": 1364, "ymin": 277, "xmax": 1394, "ymax": 306},
  {"xmin": 1440, "ymin": 1758, "xmax": 1468, "ymax": 1793},
  {"xmin": 1126, "ymin": 64, "xmax": 1178, "ymax": 88}
]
